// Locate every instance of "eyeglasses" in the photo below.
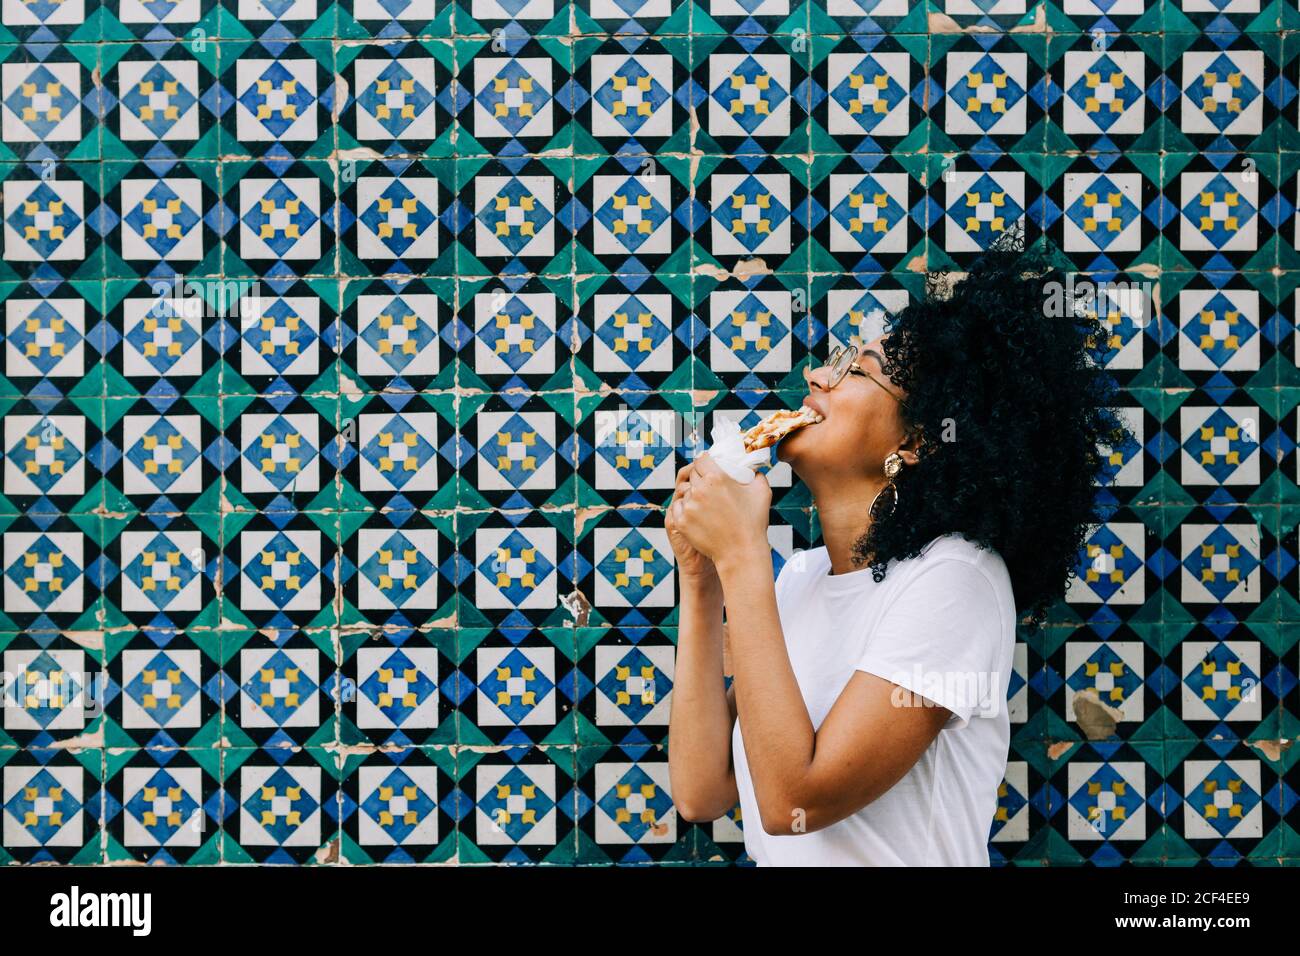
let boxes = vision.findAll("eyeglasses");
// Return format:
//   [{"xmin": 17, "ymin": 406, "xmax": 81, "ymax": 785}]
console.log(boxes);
[{"xmin": 823, "ymin": 344, "xmax": 910, "ymax": 412}]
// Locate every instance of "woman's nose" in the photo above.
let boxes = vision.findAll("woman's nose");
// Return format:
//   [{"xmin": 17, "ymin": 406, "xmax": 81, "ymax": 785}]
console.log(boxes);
[{"xmin": 803, "ymin": 363, "xmax": 830, "ymax": 390}]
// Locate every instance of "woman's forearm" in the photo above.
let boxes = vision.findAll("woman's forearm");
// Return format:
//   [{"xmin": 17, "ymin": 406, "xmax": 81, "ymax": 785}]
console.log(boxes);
[
  {"xmin": 667, "ymin": 570, "xmax": 735, "ymax": 821},
  {"xmin": 716, "ymin": 550, "xmax": 816, "ymax": 834}
]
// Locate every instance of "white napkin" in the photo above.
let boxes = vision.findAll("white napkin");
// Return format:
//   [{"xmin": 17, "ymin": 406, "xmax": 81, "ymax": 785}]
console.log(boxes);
[{"xmin": 700, "ymin": 416, "xmax": 770, "ymax": 484}]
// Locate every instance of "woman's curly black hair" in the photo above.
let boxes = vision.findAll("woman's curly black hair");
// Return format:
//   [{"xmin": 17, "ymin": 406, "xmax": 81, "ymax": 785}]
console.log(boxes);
[{"xmin": 853, "ymin": 232, "xmax": 1137, "ymax": 630}]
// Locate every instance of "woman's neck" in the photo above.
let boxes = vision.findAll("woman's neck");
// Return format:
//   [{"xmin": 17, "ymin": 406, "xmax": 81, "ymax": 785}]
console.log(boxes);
[{"xmin": 808, "ymin": 477, "xmax": 887, "ymax": 575}]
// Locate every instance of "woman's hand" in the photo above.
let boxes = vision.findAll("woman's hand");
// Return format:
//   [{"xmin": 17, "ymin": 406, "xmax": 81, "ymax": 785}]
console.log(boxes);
[
  {"xmin": 668, "ymin": 452, "xmax": 772, "ymax": 577},
  {"xmin": 665, "ymin": 463, "xmax": 717, "ymax": 582}
]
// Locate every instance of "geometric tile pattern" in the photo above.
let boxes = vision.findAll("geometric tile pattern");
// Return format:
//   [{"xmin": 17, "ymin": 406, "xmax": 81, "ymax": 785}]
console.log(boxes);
[{"xmin": 1, "ymin": 0, "xmax": 1299, "ymax": 868}]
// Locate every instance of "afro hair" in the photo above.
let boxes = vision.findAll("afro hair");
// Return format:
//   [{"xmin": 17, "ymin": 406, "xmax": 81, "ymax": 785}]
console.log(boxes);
[{"xmin": 851, "ymin": 234, "xmax": 1139, "ymax": 630}]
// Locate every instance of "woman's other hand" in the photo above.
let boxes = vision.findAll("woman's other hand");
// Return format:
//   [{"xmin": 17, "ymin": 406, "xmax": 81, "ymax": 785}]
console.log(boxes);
[
  {"xmin": 666, "ymin": 463, "xmax": 717, "ymax": 581},
  {"xmin": 669, "ymin": 452, "xmax": 772, "ymax": 575}
]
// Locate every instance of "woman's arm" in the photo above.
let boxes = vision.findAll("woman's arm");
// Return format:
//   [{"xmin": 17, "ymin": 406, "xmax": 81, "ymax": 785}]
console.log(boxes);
[
  {"xmin": 666, "ymin": 573, "xmax": 740, "ymax": 822},
  {"xmin": 716, "ymin": 555, "xmax": 950, "ymax": 835},
  {"xmin": 665, "ymin": 464, "xmax": 739, "ymax": 823},
  {"xmin": 673, "ymin": 453, "xmax": 952, "ymax": 836}
]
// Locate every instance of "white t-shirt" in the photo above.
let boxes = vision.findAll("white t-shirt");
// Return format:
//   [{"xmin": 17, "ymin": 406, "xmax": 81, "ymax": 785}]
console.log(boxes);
[{"xmin": 730, "ymin": 532, "xmax": 1016, "ymax": 866}]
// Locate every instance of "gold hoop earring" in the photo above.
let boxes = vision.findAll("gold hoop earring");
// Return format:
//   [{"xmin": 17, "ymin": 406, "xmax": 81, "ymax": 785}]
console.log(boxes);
[{"xmin": 869, "ymin": 452, "xmax": 905, "ymax": 520}]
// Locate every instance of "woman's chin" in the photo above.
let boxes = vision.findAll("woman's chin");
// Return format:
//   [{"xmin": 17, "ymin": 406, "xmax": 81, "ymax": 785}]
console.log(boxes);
[{"xmin": 775, "ymin": 428, "xmax": 809, "ymax": 464}]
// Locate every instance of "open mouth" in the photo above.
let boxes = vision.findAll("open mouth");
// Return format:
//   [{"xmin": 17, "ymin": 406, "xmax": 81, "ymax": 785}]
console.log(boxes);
[{"xmin": 799, "ymin": 394, "xmax": 827, "ymax": 423}]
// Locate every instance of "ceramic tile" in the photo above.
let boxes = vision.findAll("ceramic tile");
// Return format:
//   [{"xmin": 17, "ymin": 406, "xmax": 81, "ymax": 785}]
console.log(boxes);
[{"xmin": 2, "ymin": 0, "xmax": 1298, "ymax": 868}]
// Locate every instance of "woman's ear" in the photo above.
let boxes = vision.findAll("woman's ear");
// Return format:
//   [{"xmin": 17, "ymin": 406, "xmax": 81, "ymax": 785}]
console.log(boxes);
[{"xmin": 897, "ymin": 425, "xmax": 925, "ymax": 467}]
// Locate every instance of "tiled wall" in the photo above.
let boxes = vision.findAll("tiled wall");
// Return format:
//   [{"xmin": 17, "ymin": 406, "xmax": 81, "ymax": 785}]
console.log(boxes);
[{"xmin": 1, "ymin": 0, "xmax": 1297, "ymax": 866}]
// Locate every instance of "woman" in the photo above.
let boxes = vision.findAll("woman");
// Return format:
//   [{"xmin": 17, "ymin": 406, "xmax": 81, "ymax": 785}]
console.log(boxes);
[{"xmin": 665, "ymin": 243, "xmax": 1134, "ymax": 866}]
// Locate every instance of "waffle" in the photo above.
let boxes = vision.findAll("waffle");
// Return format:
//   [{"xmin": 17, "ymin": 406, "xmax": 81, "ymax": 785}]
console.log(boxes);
[{"xmin": 741, "ymin": 405, "xmax": 822, "ymax": 452}]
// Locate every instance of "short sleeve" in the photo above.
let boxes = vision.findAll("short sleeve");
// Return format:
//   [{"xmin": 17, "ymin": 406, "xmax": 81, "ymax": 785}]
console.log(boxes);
[{"xmin": 855, "ymin": 558, "xmax": 1006, "ymax": 732}]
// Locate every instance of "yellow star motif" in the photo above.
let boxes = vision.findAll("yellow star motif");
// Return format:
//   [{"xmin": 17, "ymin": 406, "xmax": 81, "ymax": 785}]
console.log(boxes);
[
  {"xmin": 1086, "ymin": 779, "xmax": 1127, "ymax": 822},
  {"xmin": 611, "ymin": 310, "xmax": 654, "ymax": 353},
  {"xmin": 376, "ymin": 310, "xmax": 419, "ymax": 355},
  {"xmin": 258, "ymin": 430, "xmax": 302, "ymax": 474},
  {"xmin": 847, "ymin": 191, "xmax": 890, "ymax": 234},
  {"xmin": 259, "ymin": 197, "xmax": 302, "ymax": 241},
  {"xmin": 494, "ymin": 195, "xmax": 536, "ymax": 237},
  {"xmin": 140, "ymin": 668, "xmax": 184, "ymax": 708},
  {"xmin": 1199, "ymin": 542, "xmax": 1242, "ymax": 583},
  {"xmin": 1083, "ymin": 660, "xmax": 1127, "ymax": 702},
  {"xmin": 376, "ymin": 667, "xmax": 419, "ymax": 708},
  {"xmin": 610, "ymin": 74, "xmax": 653, "ymax": 117},
  {"xmin": 610, "ymin": 193, "xmax": 655, "ymax": 236},
  {"xmin": 495, "ymin": 546, "xmax": 537, "ymax": 590},
  {"xmin": 22, "ymin": 433, "xmax": 65, "ymax": 477},
  {"xmin": 1199, "ymin": 70, "xmax": 1244, "ymax": 116},
  {"xmin": 376, "ymin": 196, "xmax": 420, "ymax": 240},
  {"xmin": 258, "ymin": 785, "xmax": 304, "ymax": 826},
  {"xmin": 22, "ymin": 550, "xmax": 63, "ymax": 594},
  {"xmin": 22, "ymin": 198, "xmax": 65, "ymax": 241},
  {"xmin": 493, "ymin": 308, "xmax": 537, "ymax": 355},
  {"xmin": 1084, "ymin": 543, "xmax": 1126, "ymax": 584},
  {"xmin": 137, "ymin": 80, "xmax": 180, "ymax": 122},
  {"xmin": 259, "ymin": 312, "xmax": 301, "ymax": 356},
  {"xmin": 964, "ymin": 190, "xmax": 1007, "ymax": 235},
  {"xmin": 495, "ymin": 664, "xmax": 537, "ymax": 706},
  {"xmin": 374, "ymin": 78, "xmax": 417, "ymax": 120},
  {"xmin": 1083, "ymin": 70, "xmax": 1126, "ymax": 115},
  {"xmin": 613, "ymin": 782, "xmax": 659, "ymax": 824},
  {"xmin": 141, "ymin": 786, "xmax": 185, "ymax": 827},
  {"xmin": 729, "ymin": 191, "xmax": 771, "ymax": 235},
  {"xmin": 138, "ymin": 551, "xmax": 183, "ymax": 593},
  {"xmin": 1201, "ymin": 777, "xmax": 1244, "ymax": 820},
  {"xmin": 1199, "ymin": 659, "xmax": 1244, "ymax": 702},
  {"xmin": 20, "ymin": 81, "xmax": 62, "ymax": 123},
  {"xmin": 1198, "ymin": 189, "xmax": 1239, "ymax": 234},
  {"xmin": 376, "ymin": 549, "xmax": 420, "ymax": 591},
  {"xmin": 377, "ymin": 784, "xmax": 421, "ymax": 826},
  {"xmin": 24, "ymin": 315, "xmax": 66, "ymax": 358},
  {"xmin": 847, "ymin": 72, "xmax": 890, "ymax": 116},
  {"xmin": 493, "ymin": 783, "xmax": 538, "ymax": 825},
  {"xmin": 614, "ymin": 428, "xmax": 656, "ymax": 470},
  {"xmin": 614, "ymin": 664, "xmax": 657, "ymax": 706},
  {"xmin": 965, "ymin": 70, "xmax": 1008, "ymax": 115},
  {"xmin": 493, "ymin": 75, "xmax": 534, "ymax": 118},
  {"xmin": 1081, "ymin": 191, "xmax": 1124, "ymax": 234},
  {"xmin": 255, "ymin": 79, "xmax": 298, "ymax": 120},
  {"xmin": 613, "ymin": 546, "xmax": 656, "ymax": 588},
  {"xmin": 496, "ymin": 429, "xmax": 537, "ymax": 473},
  {"xmin": 1197, "ymin": 307, "xmax": 1240, "ymax": 352},
  {"xmin": 259, "ymin": 549, "xmax": 302, "ymax": 593},
  {"xmin": 729, "ymin": 307, "xmax": 772, "ymax": 354}
]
